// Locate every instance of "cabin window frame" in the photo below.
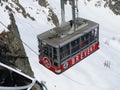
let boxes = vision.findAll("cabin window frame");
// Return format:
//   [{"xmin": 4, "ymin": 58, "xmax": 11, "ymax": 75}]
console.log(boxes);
[
  {"xmin": 80, "ymin": 32, "xmax": 90, "ymax": 49},
  {"xmin": 80, "ymin": 26, "xmax": 99, "ymax": 50},
  {"xmin": 71, "ymin": 38, "xmax": 80, "ymax": 54},
  {"xmin": 39, "ymin": 40, "xmax": 60, "ymax": 67},
  {"xmin": 89, "ymin": 27, "xmax": 99, "ymax": 43},
  {"xmin": 60, "ymin": 43, "xmax": 70, "ymax": 61}
]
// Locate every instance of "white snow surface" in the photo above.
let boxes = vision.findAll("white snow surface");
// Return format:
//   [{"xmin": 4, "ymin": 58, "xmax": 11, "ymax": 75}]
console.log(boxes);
[
  {"xmin": 0, "ymin": 0, "xmax": 120, "ymax": 90},
  {"xmin": 0, "ymin": 1, "xmax": 10, "ymax": 33}
]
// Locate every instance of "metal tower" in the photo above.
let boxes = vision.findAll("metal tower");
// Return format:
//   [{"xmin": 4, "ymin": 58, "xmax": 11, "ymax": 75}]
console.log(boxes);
[{"xmin": 61, "ymin": 0, "xmax": 79, "ymax": 31}]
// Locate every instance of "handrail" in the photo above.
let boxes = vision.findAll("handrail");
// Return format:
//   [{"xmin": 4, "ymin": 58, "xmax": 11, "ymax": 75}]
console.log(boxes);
[{"xmin": 0, "ymin": 62, "xmax": 36, "ymax": 90}]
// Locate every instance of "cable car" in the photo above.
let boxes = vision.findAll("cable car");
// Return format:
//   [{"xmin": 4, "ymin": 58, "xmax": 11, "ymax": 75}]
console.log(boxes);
[
  {"xmin": 37, "ymin": 0, "xmax": 99, "ymax": 74},
  {"xmin": 37, "ymin": 18, "xmax": 99, "ymax": 74}
]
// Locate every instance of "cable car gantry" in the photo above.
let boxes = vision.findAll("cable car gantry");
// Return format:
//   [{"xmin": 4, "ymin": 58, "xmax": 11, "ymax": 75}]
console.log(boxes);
[{"xmin": 61, "ymin": 0, "xmax": 79, "ymax": 31}]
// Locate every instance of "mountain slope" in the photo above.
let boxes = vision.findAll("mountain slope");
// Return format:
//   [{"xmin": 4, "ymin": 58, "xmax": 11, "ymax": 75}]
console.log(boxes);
[
  {"xmin": 31, "ymin": 1, "xmax": 120, "ymax": 90},
  {"xmin": 0, "ymin": 0, "xmax": 120, "ymax": 90}
]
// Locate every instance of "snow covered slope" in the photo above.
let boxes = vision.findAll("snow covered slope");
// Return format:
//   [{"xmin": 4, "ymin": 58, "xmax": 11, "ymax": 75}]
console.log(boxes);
[{"xmin": 0, "ymin": 0, "xmax": 120, "ymax": 90}]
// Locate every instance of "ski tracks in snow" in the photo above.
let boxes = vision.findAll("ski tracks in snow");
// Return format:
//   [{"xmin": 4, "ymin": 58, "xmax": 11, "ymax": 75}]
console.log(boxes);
[{"xmin": 97, "ymin": 37, "xmax": 120, "ymax": 77}]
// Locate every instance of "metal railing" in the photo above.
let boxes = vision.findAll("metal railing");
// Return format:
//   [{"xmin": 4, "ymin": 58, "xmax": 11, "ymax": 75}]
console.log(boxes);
[{"xmin": 0, "ymin": 62, "xmax": 36, "ymax": 90}]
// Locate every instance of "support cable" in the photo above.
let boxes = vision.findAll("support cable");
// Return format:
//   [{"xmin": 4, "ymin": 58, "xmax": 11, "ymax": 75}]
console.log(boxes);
[
  {"xmin": 0, "ymin": 21, "xmax": 43, "ymax": 90},
  {"xmin": 0, "ymin": 21, "xmax": 38, "ymax": 56}
]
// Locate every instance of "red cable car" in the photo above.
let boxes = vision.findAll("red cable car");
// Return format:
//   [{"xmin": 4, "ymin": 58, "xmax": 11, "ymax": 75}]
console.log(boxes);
[{"xmin": 37, "ymin": 0, "xmax": 99, "ymax": 74}]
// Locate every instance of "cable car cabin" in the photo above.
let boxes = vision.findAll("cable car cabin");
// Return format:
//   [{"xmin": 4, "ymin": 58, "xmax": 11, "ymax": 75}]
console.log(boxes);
[{"xmin": 37, "ymin": 18, "xmax": 99, "ymax": 74}]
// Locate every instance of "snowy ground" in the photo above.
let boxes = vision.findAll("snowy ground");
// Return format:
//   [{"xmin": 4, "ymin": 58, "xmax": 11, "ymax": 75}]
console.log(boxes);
[{"xmin": 0, "ymin": 0, "xmax": 120, "ymax": 90}]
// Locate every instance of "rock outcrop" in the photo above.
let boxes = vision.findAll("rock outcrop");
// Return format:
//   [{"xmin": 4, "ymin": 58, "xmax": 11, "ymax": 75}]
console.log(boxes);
[{"xmin": 0, "ymin": 13, "xmax": 42, "ymax": 90}]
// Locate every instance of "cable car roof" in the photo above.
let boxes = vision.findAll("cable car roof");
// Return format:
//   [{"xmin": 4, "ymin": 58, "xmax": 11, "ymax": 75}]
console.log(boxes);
[{"xmin": 37, "ymin": 18, "xmax": 99, "ymax": 48}]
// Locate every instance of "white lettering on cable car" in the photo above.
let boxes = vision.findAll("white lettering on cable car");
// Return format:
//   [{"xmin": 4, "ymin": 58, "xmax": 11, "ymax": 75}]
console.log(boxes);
[{"xmin": 61, "ymin": 42, "xmax": 99, "ymax": 70}]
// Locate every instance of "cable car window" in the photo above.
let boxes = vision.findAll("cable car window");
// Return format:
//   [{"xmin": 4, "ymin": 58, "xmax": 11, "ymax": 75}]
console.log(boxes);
[
  {"xmin": 41, "ymin": 42, "xmax": 49, "ymax": 56},
  {"xmin": 95, "ymin": 28, "xmax": 98, "ymax": 38},
  {"xmin": 38, "ymin": 39, "xmax": 42, "ymax": 46},
  {"xmin": 53, "ymin": 48, "xmax": 57, "ymax": 60},
  {"xmin": 54, "ymin": 62, "xmax": 58, "ymax": 67},
  {"xmin": 80, "ymin": 33, "xmax": 90, "ymax": 48},
  {"xmin": 90, "ymin": 28, "xmax": 98, "ymax": 42},
  {"xmin": 90, "ymin": 30, "xmax": 95, "ymax": 42},
  {"xmin": 52, "ymin": 48, "xmax": 59, "ymax": 66},
  {"xmin": 38, "ymin": 39, "xmax": 42, "ymax": 54},
  {"xmin": 71, "ymin": 38, "xmax": 80, "ymax": 54},
  {"xmin": 49, "ymin": 47, "xmax": 52, "ymax": 60},
  {"xmin": 43, "ymin": 47, "xmax": 48, "ymax": 56},
  {"xmin": 60, "ymin": 44, "xmax": 70, "ymax": 60}
]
